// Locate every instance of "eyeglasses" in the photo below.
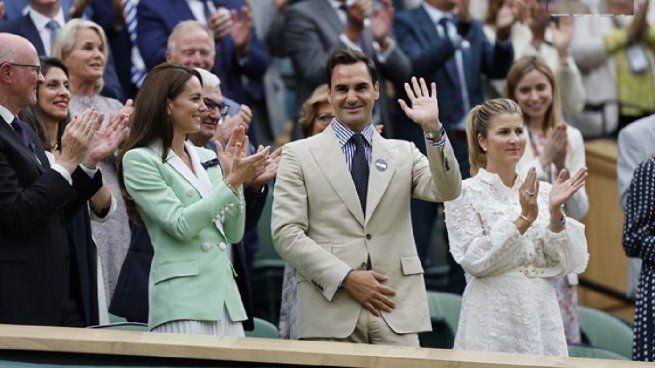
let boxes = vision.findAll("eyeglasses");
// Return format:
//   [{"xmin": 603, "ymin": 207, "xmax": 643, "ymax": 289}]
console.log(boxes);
[
  {"xmin": 3, "ymin": 62, "xmax": 41, "ymax": 75},
  {"xmin": 316, "ymin": 113, "xmax": 335, "ymax": 124},
  {"xmin": 203, "ymin": 98, "xmax": 229, "ymax": 116}
]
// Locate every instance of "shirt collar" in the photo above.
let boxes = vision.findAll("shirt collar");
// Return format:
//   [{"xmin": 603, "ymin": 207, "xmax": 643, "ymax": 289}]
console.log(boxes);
[
  {"xmin": 476, "ymin": 167, "xmax": 522, "ymax": 191},
  {"xmin": 422, "ymin": 1, "xmax": 454, "ymax": 25},
  {"xmin": 0, "ymin": 104, "xmax": 15, "ymax": 126},
  {"xmin": 28, "ymin": 6, "xmax": 65, "ymax": 31},
  {"xmin": 331, "ymin": 120, "xmax": 374, "ymax": 148}
]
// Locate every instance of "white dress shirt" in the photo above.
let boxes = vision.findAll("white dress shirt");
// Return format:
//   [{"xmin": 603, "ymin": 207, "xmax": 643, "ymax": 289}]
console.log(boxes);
[{"xmin": 28, "ymin": 6, "xmax": 65, "ymax": 56}]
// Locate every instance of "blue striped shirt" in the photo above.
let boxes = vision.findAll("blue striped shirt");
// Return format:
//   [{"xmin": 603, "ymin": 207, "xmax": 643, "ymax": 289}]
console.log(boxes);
[{"xmin": 332, "ymin": 120, "xmax": 375, "ymax": 170}]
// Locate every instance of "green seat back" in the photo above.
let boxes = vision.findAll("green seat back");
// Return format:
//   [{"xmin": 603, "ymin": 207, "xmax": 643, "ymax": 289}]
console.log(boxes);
[
  {"xmin": 577, "ymin": 306, "xmax": 633, "ymax": 359},
  {"xmin": 246, "ymin": 317, "xmax": 279, "ymax": 338},
  {"xmin": 255, "ymin": 184, "xmax": 280, "ymax": 263},
  {"xmin": 420, "ymin": 292, "xmax": 462, "ymax": 348},
  {"xmin": 567, "ymin": 344, "xmax": 629, "ymax": 360}
]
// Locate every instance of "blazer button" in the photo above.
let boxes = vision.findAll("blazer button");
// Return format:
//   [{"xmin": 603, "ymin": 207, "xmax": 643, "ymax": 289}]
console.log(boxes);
[
  {"xmin": 218, "ymin": 242, "xmax": 227, "ymax": 251},
  {"xmin": 365, "ymin": 234, "xmax": 372, "ymax": 240},
  {"xmin": 201, "ymin": 242, "xmax": 213, "ymax": 252},
  {"xmin": 186, "ymin": 188, "xmax": 194, "ymax": 197}
]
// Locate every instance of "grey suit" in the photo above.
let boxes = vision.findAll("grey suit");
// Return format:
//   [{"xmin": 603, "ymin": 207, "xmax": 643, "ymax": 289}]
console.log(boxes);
[
  {"xmin": 284, "ymin": 0, "xmax": 411, "ymax": 128},
  {"xmin": 617, "ymin": 114, "xmax": 655, "ymax": 298}
]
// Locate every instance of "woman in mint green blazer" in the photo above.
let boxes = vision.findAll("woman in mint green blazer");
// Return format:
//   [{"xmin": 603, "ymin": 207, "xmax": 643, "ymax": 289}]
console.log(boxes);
[{"xmin": 118, "ymin": 64, "xmax": 269, "ymax": 335}]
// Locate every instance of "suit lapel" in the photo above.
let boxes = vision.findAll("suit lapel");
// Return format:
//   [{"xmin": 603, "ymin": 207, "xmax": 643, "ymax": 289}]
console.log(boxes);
[
  {"xmin": 22, "ymin": 13, "xmax": 45, "ymax": 56},
  {"xmin": 310, "ymin": 128, "xmax": 365, "ymax": 226},
  {"xmin": 314, "ymin": 0, "xmax": 344, "ymax": 41},
  {"xmin": 416, "ymin": 7, "xmax": 458, "ymax": 86},
  {"xmin": 365, "ymin": 133, "xmax": 396, "ymax": 226},
  {"xmin": 0, "ymin": 117, "xmax": 45, "ymax": 172}
]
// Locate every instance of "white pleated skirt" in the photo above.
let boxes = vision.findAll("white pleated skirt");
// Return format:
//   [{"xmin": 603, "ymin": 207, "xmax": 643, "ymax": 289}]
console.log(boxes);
[{"xmin": 151, "ymin": 305, "xmax": 245, "ymax": 337}]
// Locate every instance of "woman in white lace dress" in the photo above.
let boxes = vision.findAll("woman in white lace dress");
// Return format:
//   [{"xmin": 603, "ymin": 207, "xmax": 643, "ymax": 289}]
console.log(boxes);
[{"xmin": 444, "ymin": 98, "xmax": 589, "ymax": 356}]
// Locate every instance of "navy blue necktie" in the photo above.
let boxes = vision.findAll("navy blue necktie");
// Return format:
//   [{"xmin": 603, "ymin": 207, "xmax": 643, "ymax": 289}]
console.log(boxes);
[
  {"xmin": 438, "ymin": 17, "xmax": 465, "ymax": 123},
  {"xmin": 350, "ymin": 133, "xmax": 369, "ymax": 215},
  {"xmin": 10, "ymin": 117, "xmax": 29, "ymax": 146}
]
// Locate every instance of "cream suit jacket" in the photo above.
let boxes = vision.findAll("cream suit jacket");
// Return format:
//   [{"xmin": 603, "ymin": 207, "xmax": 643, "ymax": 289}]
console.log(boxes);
[{"xmin": 272, "ymin": 125, "xmax": 462, "ymax": 339}]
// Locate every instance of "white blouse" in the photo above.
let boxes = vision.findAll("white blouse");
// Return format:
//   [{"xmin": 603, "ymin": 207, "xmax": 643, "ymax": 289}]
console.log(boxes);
[{"xmin": 444, "ymin": 168, "xmax": 589, "ymax": 356}]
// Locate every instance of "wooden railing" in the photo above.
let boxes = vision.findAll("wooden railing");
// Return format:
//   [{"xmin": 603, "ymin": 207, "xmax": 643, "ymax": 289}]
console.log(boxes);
[{"xmin": 0, "ymin": 324, "xmax": 650, "ymax": 368}]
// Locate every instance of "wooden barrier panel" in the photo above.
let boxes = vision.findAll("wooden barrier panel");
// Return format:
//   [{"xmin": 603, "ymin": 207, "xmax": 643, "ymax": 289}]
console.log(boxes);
[
  {"xmin": 579, "ymin": 140, "xmax": 632, "ymax": 318},
  {"xmin": 0, "ymin": 324, "xmax": 650, "ymax": 368}
]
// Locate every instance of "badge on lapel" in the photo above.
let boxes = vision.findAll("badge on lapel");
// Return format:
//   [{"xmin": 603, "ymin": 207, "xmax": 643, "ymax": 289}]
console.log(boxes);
[{"xmin": 375, "ymin": 159, "xmax": 388, "ymax": 172}]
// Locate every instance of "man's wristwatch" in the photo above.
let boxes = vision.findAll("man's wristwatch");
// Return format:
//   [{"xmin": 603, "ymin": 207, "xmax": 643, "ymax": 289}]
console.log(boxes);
[{"xmin": 424, "ymin": 128, "xmax": 443, "ymax": 141}]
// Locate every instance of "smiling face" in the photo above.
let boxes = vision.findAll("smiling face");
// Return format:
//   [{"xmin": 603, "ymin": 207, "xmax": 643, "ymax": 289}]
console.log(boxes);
[
  {"xmin": 312, "ymin": 102, "xmax": 335, "ymax": 136},
  {"xmin": 198, "ymin": 85, "xmax": 223, "ymax": 140},
  {"xmin": 168, "ymin": 76, "xmax": 206, "ymax": 136},
  {"xmin": 64, "ymin": 27, "xmax": 106, "ymax": 83},
  {"xmin": 38, "ymin": 66, "xmax": 70, "ymax": 123},
  {"xmin": 478, "ymin": 113, "xmax": 526, "ymax": 171},
  {"xmin": 12, "ymin": 47, "xmax": 44, "ymax": 109},
  {"xmin": 167, "ymin": 27, "xmax": 215, "ymax": 71},
  {"xmin": 328, "ymin": 62, "xmax": 379, "ymax": 132},
  {"xmin": 513, "ymin": 69, "xmax": 552, "ymax": 125}
]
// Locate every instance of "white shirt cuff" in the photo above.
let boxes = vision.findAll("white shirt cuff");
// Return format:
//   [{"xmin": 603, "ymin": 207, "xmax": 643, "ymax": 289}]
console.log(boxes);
[
  {"xmin": 79, "ymin": 163, "xmax": 99, "ymax": 178},
  {"xmin": 374, "ymin": 38, "xmax": 396, "ymax": 63},
  {"xmin": 339, "ymin": 33, "xmax": 363, "ymax": 52}
]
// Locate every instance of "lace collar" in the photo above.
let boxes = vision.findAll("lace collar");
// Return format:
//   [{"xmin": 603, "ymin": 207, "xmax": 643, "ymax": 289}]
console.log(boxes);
[{"xmin": 475, "ymin": 168, "xmax": 522, "ymax": 199}]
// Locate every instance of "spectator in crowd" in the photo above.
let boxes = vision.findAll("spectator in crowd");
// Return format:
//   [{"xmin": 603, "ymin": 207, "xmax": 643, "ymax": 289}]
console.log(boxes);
[
  {"xmin": 506, "ymin": 56, "xmax": 588, "ymax": 344},
  {"xmin": 284, "ymin": 0, "xmax": 411, "ymax": 137},
  {"xmin": 570, "ymin": 0, "xmax": 655, "ymax": 137},
  {"xmin": 0, "ymin": 0, "xmax": 125, "ymax": 101},
  {"xmin": 623, "ymin": 155, "xmax": 655, "ymax": 362},
  {"xmin": 19, "ymin": 57, "xmax": 128, "ymax": 325},
  {"xmin": 394, "ymin": 0, "xmax": 515, "ymax": 291},
  {"xmin": 483, "ymin": 0, "xmax": 585, "ymax": 117},
  {"xmin": 52, "ymin": 18, "xmax": 133, "ymax": 319},
  {"xmin": 119, "ymin": 63, "xmax": 269, "ymax": 335},
  {"xmin": 444, "ymin": 98, "xmax": 588, "ymax": 356},
  {"xmin": 0, "ymin": 33, "xmax": 120, "ymax": 327},
  {"xmin": 617, "ymin": 114, "xmax": 655, "ymax": 300},
  {"xmin": 136, "ymin": 0, "xmax": 268, "ymax": 118},
  {"xmin": 272, "ymin": 49, "xmax": 461, "ymax": 345},
  {"xmin": 278, "ymin": 83, "xmax": 334, "ymax": 340}
]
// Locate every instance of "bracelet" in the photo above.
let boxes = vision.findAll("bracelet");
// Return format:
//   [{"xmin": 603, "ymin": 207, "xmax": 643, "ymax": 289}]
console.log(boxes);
[
  {"xmin": 550, "ymin": 212, "xmax": 566, "ymax": 229},
  {"xmin": 223, "ymin": 178, "xmax": 238, "ymax": 196}
]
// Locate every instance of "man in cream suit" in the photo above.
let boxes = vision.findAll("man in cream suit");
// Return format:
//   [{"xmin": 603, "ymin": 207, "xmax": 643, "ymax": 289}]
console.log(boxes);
[{"xmin": 272, "ymin": 49, "xmax": 461, "ymax": 345}]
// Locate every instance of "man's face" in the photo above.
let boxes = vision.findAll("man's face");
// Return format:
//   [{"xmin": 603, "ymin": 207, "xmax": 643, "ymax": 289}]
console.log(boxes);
[
  {"xmin": 13, "ymin": 48, "xmax": 44, "ymax": 109},
  {"xmin": 198, "ymin": 86, "xmax": 224, "ymax": 141},
  {"xmin": 167, "ymin": 28, "xmax": 215, "ymax": 71},
  {"xmin": 328, "ymin": 62, "xmax": 379, "ymax": 132}
]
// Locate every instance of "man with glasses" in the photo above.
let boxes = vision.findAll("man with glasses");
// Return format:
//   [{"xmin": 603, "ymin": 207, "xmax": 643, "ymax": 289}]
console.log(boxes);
[{"xmin": 0, "ymin": 33, "xmax": 106, "ymax": 327}]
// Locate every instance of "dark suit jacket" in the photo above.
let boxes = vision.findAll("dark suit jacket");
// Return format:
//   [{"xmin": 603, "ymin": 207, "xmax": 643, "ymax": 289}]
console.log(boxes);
[
  {"xmin": 0, "ymin": 12, "xmax": 126, "ymax": 101},
  {"xmin": 136, "ymin": 0, "xmax": 268, "ymax": 105},
  {"xmin": 394, "ymin": 6, "xmax": 513, "ymax": 134},
  {"xmin": 284, "ymin": 0, "xmax": 411, "ymax": 127},
  {"xmin": 0, "ymin": 116, "xmax": 102, "ymax": 326}
]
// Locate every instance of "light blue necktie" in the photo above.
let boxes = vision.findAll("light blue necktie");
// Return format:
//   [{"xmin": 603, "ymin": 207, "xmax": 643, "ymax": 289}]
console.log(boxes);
[{"xmin": 45, "ymin": 19, "xmax": 60, "ymax": 55}]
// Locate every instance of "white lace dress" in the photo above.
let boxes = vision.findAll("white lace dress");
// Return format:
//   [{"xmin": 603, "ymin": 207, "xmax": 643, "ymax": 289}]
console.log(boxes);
[{"xmin": 444, "ymin": 168, "xmax": 589, "ymax": 356}]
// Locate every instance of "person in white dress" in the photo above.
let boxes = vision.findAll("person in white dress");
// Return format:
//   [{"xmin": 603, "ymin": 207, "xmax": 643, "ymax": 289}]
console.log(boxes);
[{"xmin": 444, "ymin": 98, "xmax": 589, "ymax": 356}]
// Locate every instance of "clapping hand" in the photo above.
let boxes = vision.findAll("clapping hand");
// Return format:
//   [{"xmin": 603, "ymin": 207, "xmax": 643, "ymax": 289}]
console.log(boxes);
[
  {"xmin": 518, "ymin": 167, "xmax": 539, "ymax": 225},
  {"xmin": 398, "ymin": 77, "xmax": 441, "ymax": 132},
  {"xmin": 371, "ymin": 0, "xmax": 393, "ymax": 48},
  {"xmin": 249, "ymin": 146, "xmax": 282, "ymax": 190},
  {"xmin": 58, "ymin": 108, "xmax": 103, "ymax": 173},
  {"xmin": 222, "ymin": 126, "xmax": 270, "ymax": 189},
  {"xmin": 542, "ymin": 124, "xmax": 568, "ymax": 171},
  {"xmin": 0, "ymin": 2, "xmax": 5, "ymax": 20},
  {"xmin": 84, "ymin": 112, "xmax": 130, "ymax": 167},
  {"xmin": 214, "ymin": 124, "xmax": 249, "ymax": 177},
  {"xmin": 549, "ymin": 167, "xmax": 587, "ymax": 215},
  {"xmin": 208, "ymin": 8, "xmax": 232, "ymax": 41},
  {"xmin": 551, "ymin": 16, "xmax": 574, "ymax": 58},
  {"xmin": 231, "ymin": 6, "xmax": 253, "ymax": 56}
]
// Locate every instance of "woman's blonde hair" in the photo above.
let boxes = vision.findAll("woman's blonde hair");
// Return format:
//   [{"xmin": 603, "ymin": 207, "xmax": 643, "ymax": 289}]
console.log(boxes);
[
  {"xmin": 504, "ymin": 56, "xmax": 561, "ymax": 131},
  {"xmin": 299, "ymin": 84, "xmax": 330, "ymax": 138},
  {"xmin": 466, "ymin": 98, "xmax": 523, "ymax": 176},
  {"xmin": 52, "ymin": 18, "xmax": 109, "ymax": 94}
]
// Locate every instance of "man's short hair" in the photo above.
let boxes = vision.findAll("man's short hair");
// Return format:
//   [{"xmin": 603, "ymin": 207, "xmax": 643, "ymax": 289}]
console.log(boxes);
[
  {"xmin": 167, "ymin": 20, "xmax": 215, "ymax": 53},
  {"xmin": 326, "ymin": 48, "xmax": 378, "ymax": 86}
]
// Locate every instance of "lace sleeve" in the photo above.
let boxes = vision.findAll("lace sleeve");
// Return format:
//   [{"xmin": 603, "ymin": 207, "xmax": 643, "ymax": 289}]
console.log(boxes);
[
  {"xmin": 444, "ymin": 191, "xmax": 529, "ymax": 278},
  {"xmin": 541, "ymin": 219, "xmax": 589, "ymax": 275}
]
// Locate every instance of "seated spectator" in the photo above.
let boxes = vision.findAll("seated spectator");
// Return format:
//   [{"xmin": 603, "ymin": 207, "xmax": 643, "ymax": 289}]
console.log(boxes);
[
  {"xmin": 506, "ymin": 56, "xmax": 589, "ymax": 344},
  {"xmin": 52, "ymin": 18, "xmax": 134, "ymax": 319},
  {"xmin": 119, "ymin": 63, "xmax": 269, "ymax": 335},
  {"xmin": 623, "ymin": 155, "xmax": 655, "ymax": 362},
  {"xmin": 444, "ymin": 98, "xmax": 588, "ymax": 356}
]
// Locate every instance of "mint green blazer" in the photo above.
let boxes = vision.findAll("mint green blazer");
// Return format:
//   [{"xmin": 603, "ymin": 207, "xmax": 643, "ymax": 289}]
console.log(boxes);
[{"xmin": 122, "ymin": 140, "xmax": 247, "ymax": 330}]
